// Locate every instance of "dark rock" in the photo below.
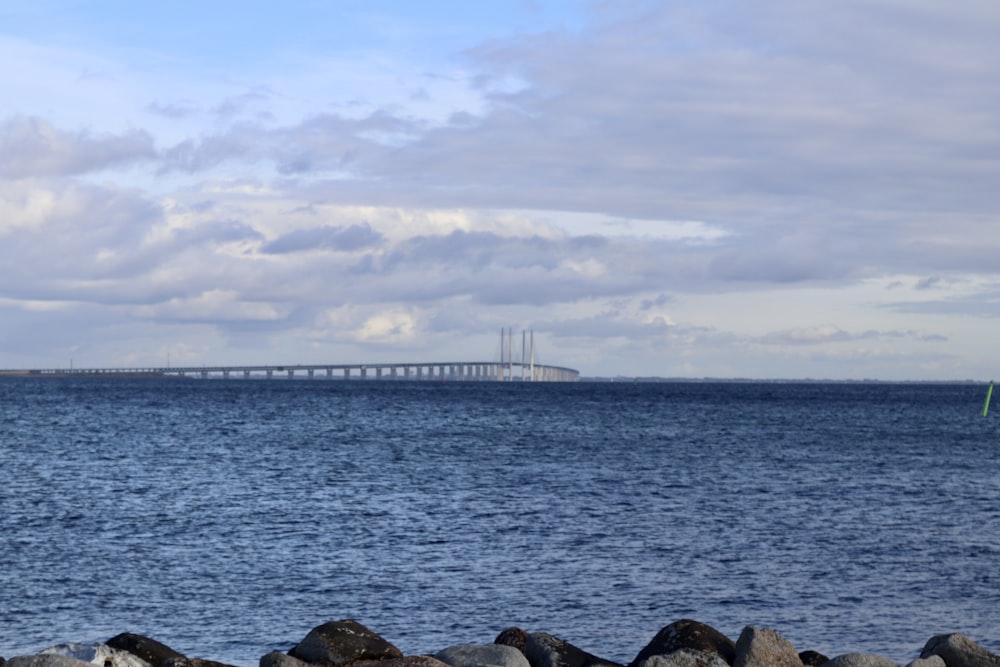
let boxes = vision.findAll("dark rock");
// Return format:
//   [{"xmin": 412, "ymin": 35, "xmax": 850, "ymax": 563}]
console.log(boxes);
[
  {"xmin": 629, "ymin": 621, "xmax": 736, "ymax": 667},
  {"xmin": 289, "ymin": 620, "xmax": 403, "ymax": 667},
  {"xmin": 733, "ymin": 627, "xmax": 802, "ymax": 667},
  {"xmin": 801, "ymin": 653, "xmax": 829, "ymax": 667},
  {"xmin": 520, "ymin": 633, "xmax": 622, "ymax": 667},
  {"xmin": 162, "ymin": 659, "xmax": 238, "ymax": 667},
  {"xmin": 636, "ymin": 650, "xmax": 729, "ymax": 667},
  {"xmin": 434, "ymin": 644, "xmax": 530, "ymax": 667},
  {"xmin": 107, "ymin": 634, "xmax": 185, "ymax": 667},
  {"xmin": 920, "ymin": 634, "xmax": 1000, "ymax": 667},
  {"xmin": 495, "ymin": 630, "xmax": 529, "ymax": 656},
  {"xmin": 260, "ymin": 653, "xmax": 313, "ymax": 667},
  {"xmin": 822, "ymin": 654, "xmax": 898, "ymax": 667}
]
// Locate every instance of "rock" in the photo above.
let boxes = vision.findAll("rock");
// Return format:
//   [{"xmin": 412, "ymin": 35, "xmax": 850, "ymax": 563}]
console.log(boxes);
[
  {"xmin": 106, "ymin": 634, "xmax": 185, "ymax": 667},
  {"xmin": 352, "ymin": 659, "xmax": 450, "ymax": 667},
  {"xmin": 6, "ymin": 656, "xmax": 95, "ymax": 667},
  {"xmin": 907, "ymin": 658, "xmax": 946, "ymax": 667},
  {"xmin": 39, "ymin": 644, "xmax": 149, "ymax": 667},
  {"xmin": 289, "ymin": 620, "xmax": 403, "ymax": 667},
  {"xmin": 434, "ymin": 644, "xmax": 531, "ymax": 667},
  {"xmin": 733, "ymin": 627, "xmax": 801, "ymax": 667},
  {"xmin": 162, "ymin": 659, "xmax": 238, "ymax": 667},
  {"xmin": 636, "ymin": 650, "xmax": 730, "ymax": 667},
  {"xmin": 920, "ymin": 634, "xmax": 1000, "ymax": 667},
  {"xmin": 801, "ymin": 653, "xmax": 829, "ymax": 667},
  {"xmin": 495, "ymin": 630, "xmax": 529, "ymax": 656},
  {"xmin": 629, "ymin": 621, "xmax": 736, "ymax": 667},
  {"xmin": 822, "ymin": 654, "xmax": 898, "ymax": 667},
  {"xmin": 261, "ymin": 653, "xmax": 313, "ymax": 667},
  {"xmin": 520, "ymin": 633, "xmax": 622, "ymax": 667},
  {"xmin": 493, "ymin": 629, "xmax": 616, "ymax": 667}
]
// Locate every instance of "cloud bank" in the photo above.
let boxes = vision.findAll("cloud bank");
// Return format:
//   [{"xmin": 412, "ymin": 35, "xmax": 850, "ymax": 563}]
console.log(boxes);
[{"xmin": 1, "ymin": 0, "xmax": 999, "ymax": 379}]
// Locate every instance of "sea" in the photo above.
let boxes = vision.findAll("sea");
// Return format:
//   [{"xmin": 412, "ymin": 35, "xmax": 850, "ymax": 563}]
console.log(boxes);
[{"xmin": 1, "ymin": 378, "xmax": 998, "ymax": 666}]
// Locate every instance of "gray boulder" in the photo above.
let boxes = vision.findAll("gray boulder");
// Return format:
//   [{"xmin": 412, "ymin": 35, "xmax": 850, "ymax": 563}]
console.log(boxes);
[
  {"xmin": 920, "ymin": 634, "xmax": 1000, "ymax": 667},
  {"xmin": 106, "ymin": 634, "xmax": 185, "ymax": 667},
  {"xmin": 637, "ymin": 650, "xmax": 730, "ymax": 667},
  {"xmin": 907, "ymin": 657, "xmax": 946, "ymax": 667},
  {"xmin": 435, "ymin": 645, "xmax": 530, "ymax": 667},
  {"xmin": 40, "ymin": 644, "xmax": 149, "ymax": 667},
  {"xmin": 289, "ymin": 620, "xmax": 403, "ymax": 667},
  {"xmin": 629, "ymin": 621, "xmax": 735, "ymax": 667},
  {"xmin": 7, "ymin": 656, "xmax": 95, "ymax": 667},
  {"xmin": 733, "ymin": 627, "xmax": 802, "ymax": 667},
  {"xmin": 260, "ymin": 653, "xmax": 313, "ymax": 667},
  {"xmin": 351, "ymin": 659, "xmax": 451, "ymax": 667},
  {"xmin": 822, "ymin": 654, "xmax": 898, "ymax": 667}
]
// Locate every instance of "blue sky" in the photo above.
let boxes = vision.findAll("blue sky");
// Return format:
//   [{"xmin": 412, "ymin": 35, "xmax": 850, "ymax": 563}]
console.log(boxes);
[{"xmin": 2, "ymin": 1, "xmax": 999, "ymax": 379}]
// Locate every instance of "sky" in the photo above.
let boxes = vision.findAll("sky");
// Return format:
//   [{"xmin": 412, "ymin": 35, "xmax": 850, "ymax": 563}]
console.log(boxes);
[{"xmin": 1, "ymin": 0, "xmax": 999, "ymax": 380}]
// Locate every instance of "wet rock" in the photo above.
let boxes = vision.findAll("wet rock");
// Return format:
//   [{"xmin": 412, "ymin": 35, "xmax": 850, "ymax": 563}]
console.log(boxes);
[
  {"xmin": 801, "ymin": 653, "xmax": 829, "ymax": 667},
  {"xmin": 733, "ymin": 627, "xmax": 801, "ymax": 667},
  {"xmin": 822, "ymin": 654, "xmax": 898, "ymax": 667},
  {"xmin": 435, "ymin": 644, "xmax": 530, "ymax": 667},
  {"xmin": 289, "ymin": 620, "xmax": 403, "ymax": 667},
  {"xmin": 6, "ymin": 656, "xmax": 95, "ymax": 667},
  {"xmin": 106, "ymin": 634, "xmax": 185, "ymax": 667},
  {"xmin": 629, "ymin": 621, "xmax": 736, "ymax": 667},
  {"xmin": 520, "ymin": 632, "xmax": 622, "ymax": 667},
  {"xmin": 260, "ymin": 653, "xmax": 313, "ymax": 667},
  {"xmin": 637, "ymin": 650, "xmax": 730, "ymax": 667},
  {"xmin": 920, "ymin": 634, "xmax": 1000, "ymax": 667},
  {"xmin": 40, "ymin": 644, "xmax": 149, "ymax": 667},
  {"xmin": 907, "ymin": 657, "xmax": 946, "ymax": 667}
]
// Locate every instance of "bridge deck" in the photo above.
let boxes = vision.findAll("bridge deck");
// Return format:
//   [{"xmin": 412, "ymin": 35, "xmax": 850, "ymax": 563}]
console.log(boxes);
[{"xmin": 0, "ymin": 361, "xmax": 580, "ymax": 382}]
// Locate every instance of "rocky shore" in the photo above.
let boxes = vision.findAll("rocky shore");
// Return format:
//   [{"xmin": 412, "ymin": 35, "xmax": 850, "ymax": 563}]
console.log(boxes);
[{"xmin": 2, "ymin": 619, "xmax": 998, "ymax": 667}]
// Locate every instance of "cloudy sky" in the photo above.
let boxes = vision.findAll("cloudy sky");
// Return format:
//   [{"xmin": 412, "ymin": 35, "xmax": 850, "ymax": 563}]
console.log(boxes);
[{"xmin": 1, "ymin": 0, "xmax": 998, "ymax": 380}]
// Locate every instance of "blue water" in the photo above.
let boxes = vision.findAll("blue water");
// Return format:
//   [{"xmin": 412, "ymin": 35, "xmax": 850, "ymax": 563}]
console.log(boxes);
[{"xmin": 1, "ymin": 379, "xmax": 998, "ymax": 666}]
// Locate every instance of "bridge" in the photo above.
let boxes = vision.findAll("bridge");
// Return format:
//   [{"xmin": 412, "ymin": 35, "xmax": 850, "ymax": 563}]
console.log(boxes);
[
  {"xmin": 1, "ymin": 330, "xmax": 581, "ymax": 382},
  {"xmin": 1, "ymin": 361, "xmax": 580, "ymax": 382}
]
